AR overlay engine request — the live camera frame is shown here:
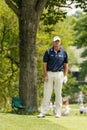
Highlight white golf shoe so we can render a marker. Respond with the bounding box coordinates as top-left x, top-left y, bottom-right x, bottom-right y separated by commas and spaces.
37, 113, 45, 118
